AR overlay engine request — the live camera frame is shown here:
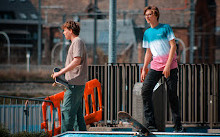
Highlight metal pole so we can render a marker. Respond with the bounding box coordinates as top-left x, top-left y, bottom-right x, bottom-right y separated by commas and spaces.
144, 0, 148, 30
144, 0, 148, 53
175, 38, 186, 63
62, 14, 66, 67
93, 0, 97, 64
108, 0, 117, 63
0, 31, 10, 64
38, 0, 42, 65
108, 0, 117, 123
26, 50, 30, 72
190, 0, 195, 64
